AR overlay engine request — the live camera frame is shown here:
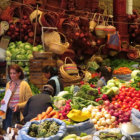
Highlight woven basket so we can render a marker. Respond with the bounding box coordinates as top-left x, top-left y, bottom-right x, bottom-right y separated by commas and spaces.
63, 57, 79, 75
49, 42, 69, 55
60, 65, 81, 82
